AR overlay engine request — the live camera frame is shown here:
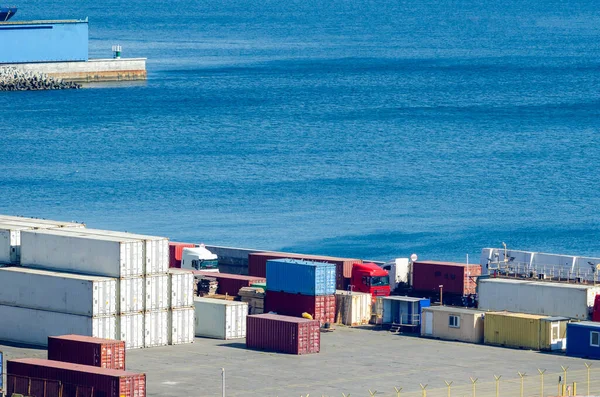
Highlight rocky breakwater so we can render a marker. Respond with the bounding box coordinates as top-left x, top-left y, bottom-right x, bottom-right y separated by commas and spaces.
0, 67, 81, 91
